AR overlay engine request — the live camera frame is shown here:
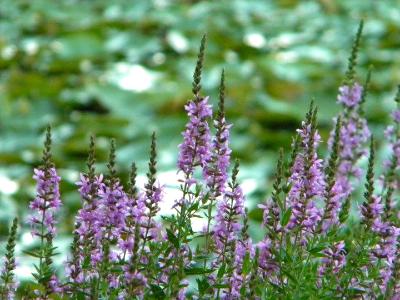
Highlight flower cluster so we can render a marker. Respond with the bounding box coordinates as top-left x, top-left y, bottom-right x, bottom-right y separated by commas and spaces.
2, 25, 400, 299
